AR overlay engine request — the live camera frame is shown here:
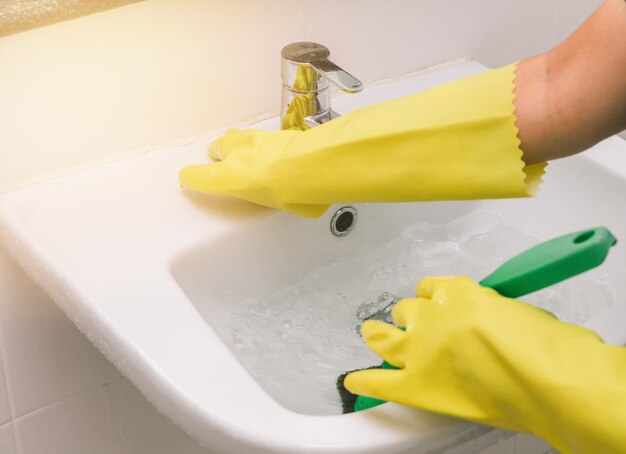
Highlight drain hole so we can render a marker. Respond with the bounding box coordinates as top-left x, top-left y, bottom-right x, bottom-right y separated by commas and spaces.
335, 212, 354, 232
330, 207, 357, 237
